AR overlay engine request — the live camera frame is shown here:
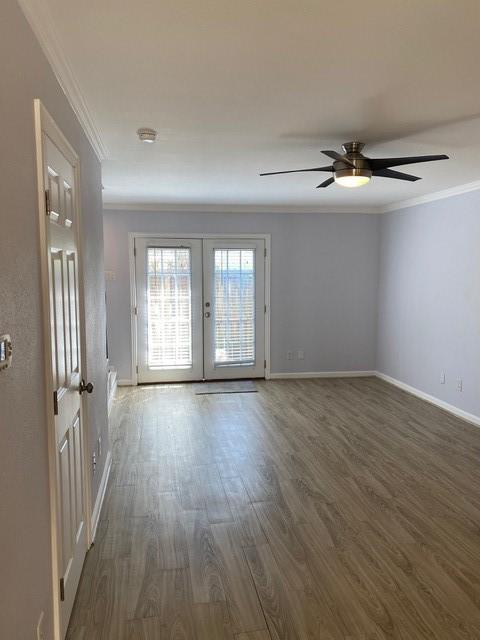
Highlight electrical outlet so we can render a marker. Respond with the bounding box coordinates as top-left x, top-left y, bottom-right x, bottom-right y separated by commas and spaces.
37, 611, 45, 640
440, 372, 445, 384
457, 378, 463, 392
286, 350, 293, 361
297, 350, 305, 360
92, 451, 97, 475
